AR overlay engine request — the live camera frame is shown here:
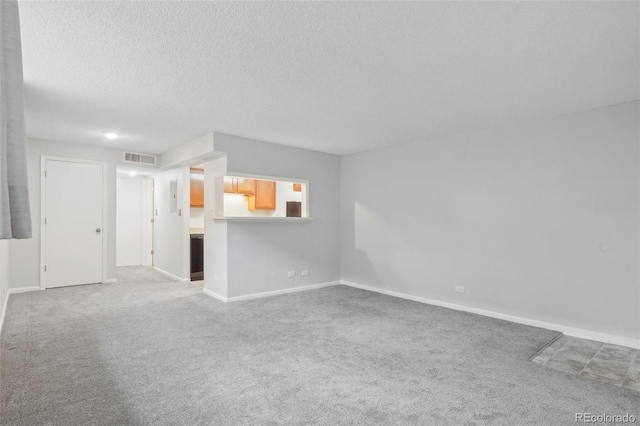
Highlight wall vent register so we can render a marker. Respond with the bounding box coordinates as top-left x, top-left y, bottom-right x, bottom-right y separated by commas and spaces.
123, 151, 157, 165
